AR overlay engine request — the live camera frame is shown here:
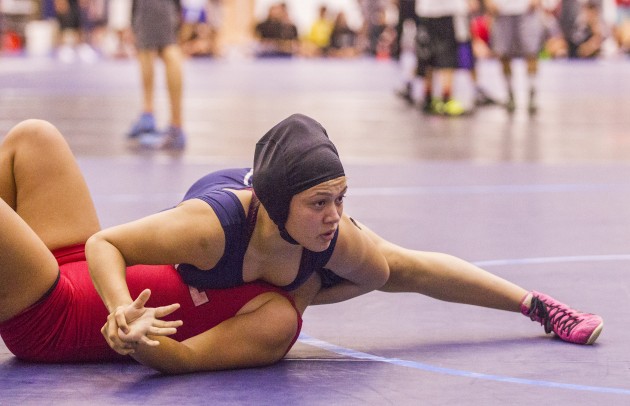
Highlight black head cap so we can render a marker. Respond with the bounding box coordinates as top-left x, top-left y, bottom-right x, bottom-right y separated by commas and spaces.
253, 114, 345, 242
